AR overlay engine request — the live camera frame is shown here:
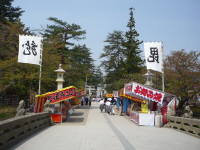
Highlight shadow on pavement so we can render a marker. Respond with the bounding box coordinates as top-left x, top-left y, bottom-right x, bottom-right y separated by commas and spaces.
67, 117, 84, 122
70, 112, 84, 116
62, 105, 90, 125
79, 105, 91, 109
